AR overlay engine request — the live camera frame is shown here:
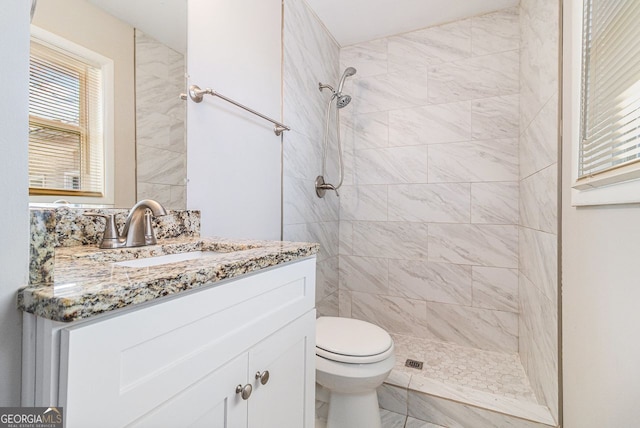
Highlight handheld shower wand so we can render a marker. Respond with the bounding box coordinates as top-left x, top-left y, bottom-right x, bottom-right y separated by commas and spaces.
316, 67, 357, 198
